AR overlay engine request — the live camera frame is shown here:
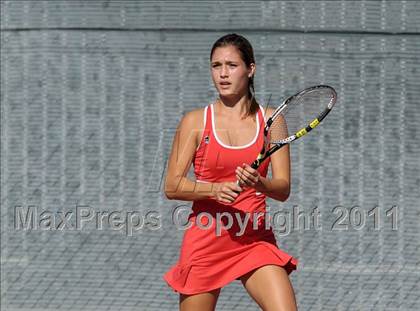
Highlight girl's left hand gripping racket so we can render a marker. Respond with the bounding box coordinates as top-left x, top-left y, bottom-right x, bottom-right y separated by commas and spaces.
237, 85, 337, 187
